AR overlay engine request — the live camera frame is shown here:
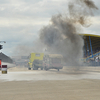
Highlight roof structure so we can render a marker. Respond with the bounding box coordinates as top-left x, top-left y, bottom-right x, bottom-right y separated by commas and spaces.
85, 37, 100, 49
80, 33, 100, 37
0, 52, 13, 63
79, 33, 100, 60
